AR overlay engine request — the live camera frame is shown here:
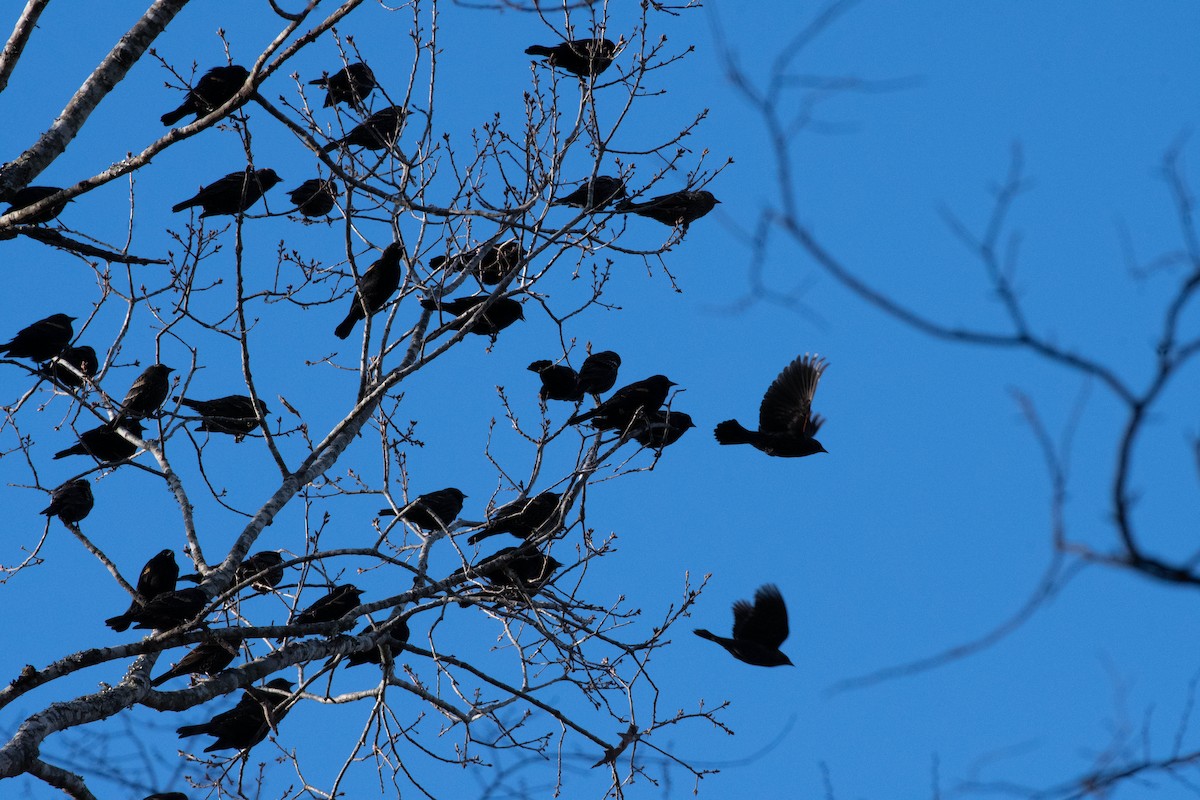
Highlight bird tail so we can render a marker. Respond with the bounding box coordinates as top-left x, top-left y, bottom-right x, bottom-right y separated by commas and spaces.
418, 297, 440, 311
150, 671, 174, 687
105, 614, 132, 632
39, 504, 54, 516
524, 45, 555, 56
160, 107, 188, 126
713, 420, 755, 446
176, 396, 202, 412
176, 724, 205, 737
565, 408, 594, 425
171, 199, 193, 213
692, 628, 719, 642
321, 140, 340, 153
308, 77, 327, 87
466, 528, 502, 546
613, 198, 637, 213
333, 315, 356, 340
